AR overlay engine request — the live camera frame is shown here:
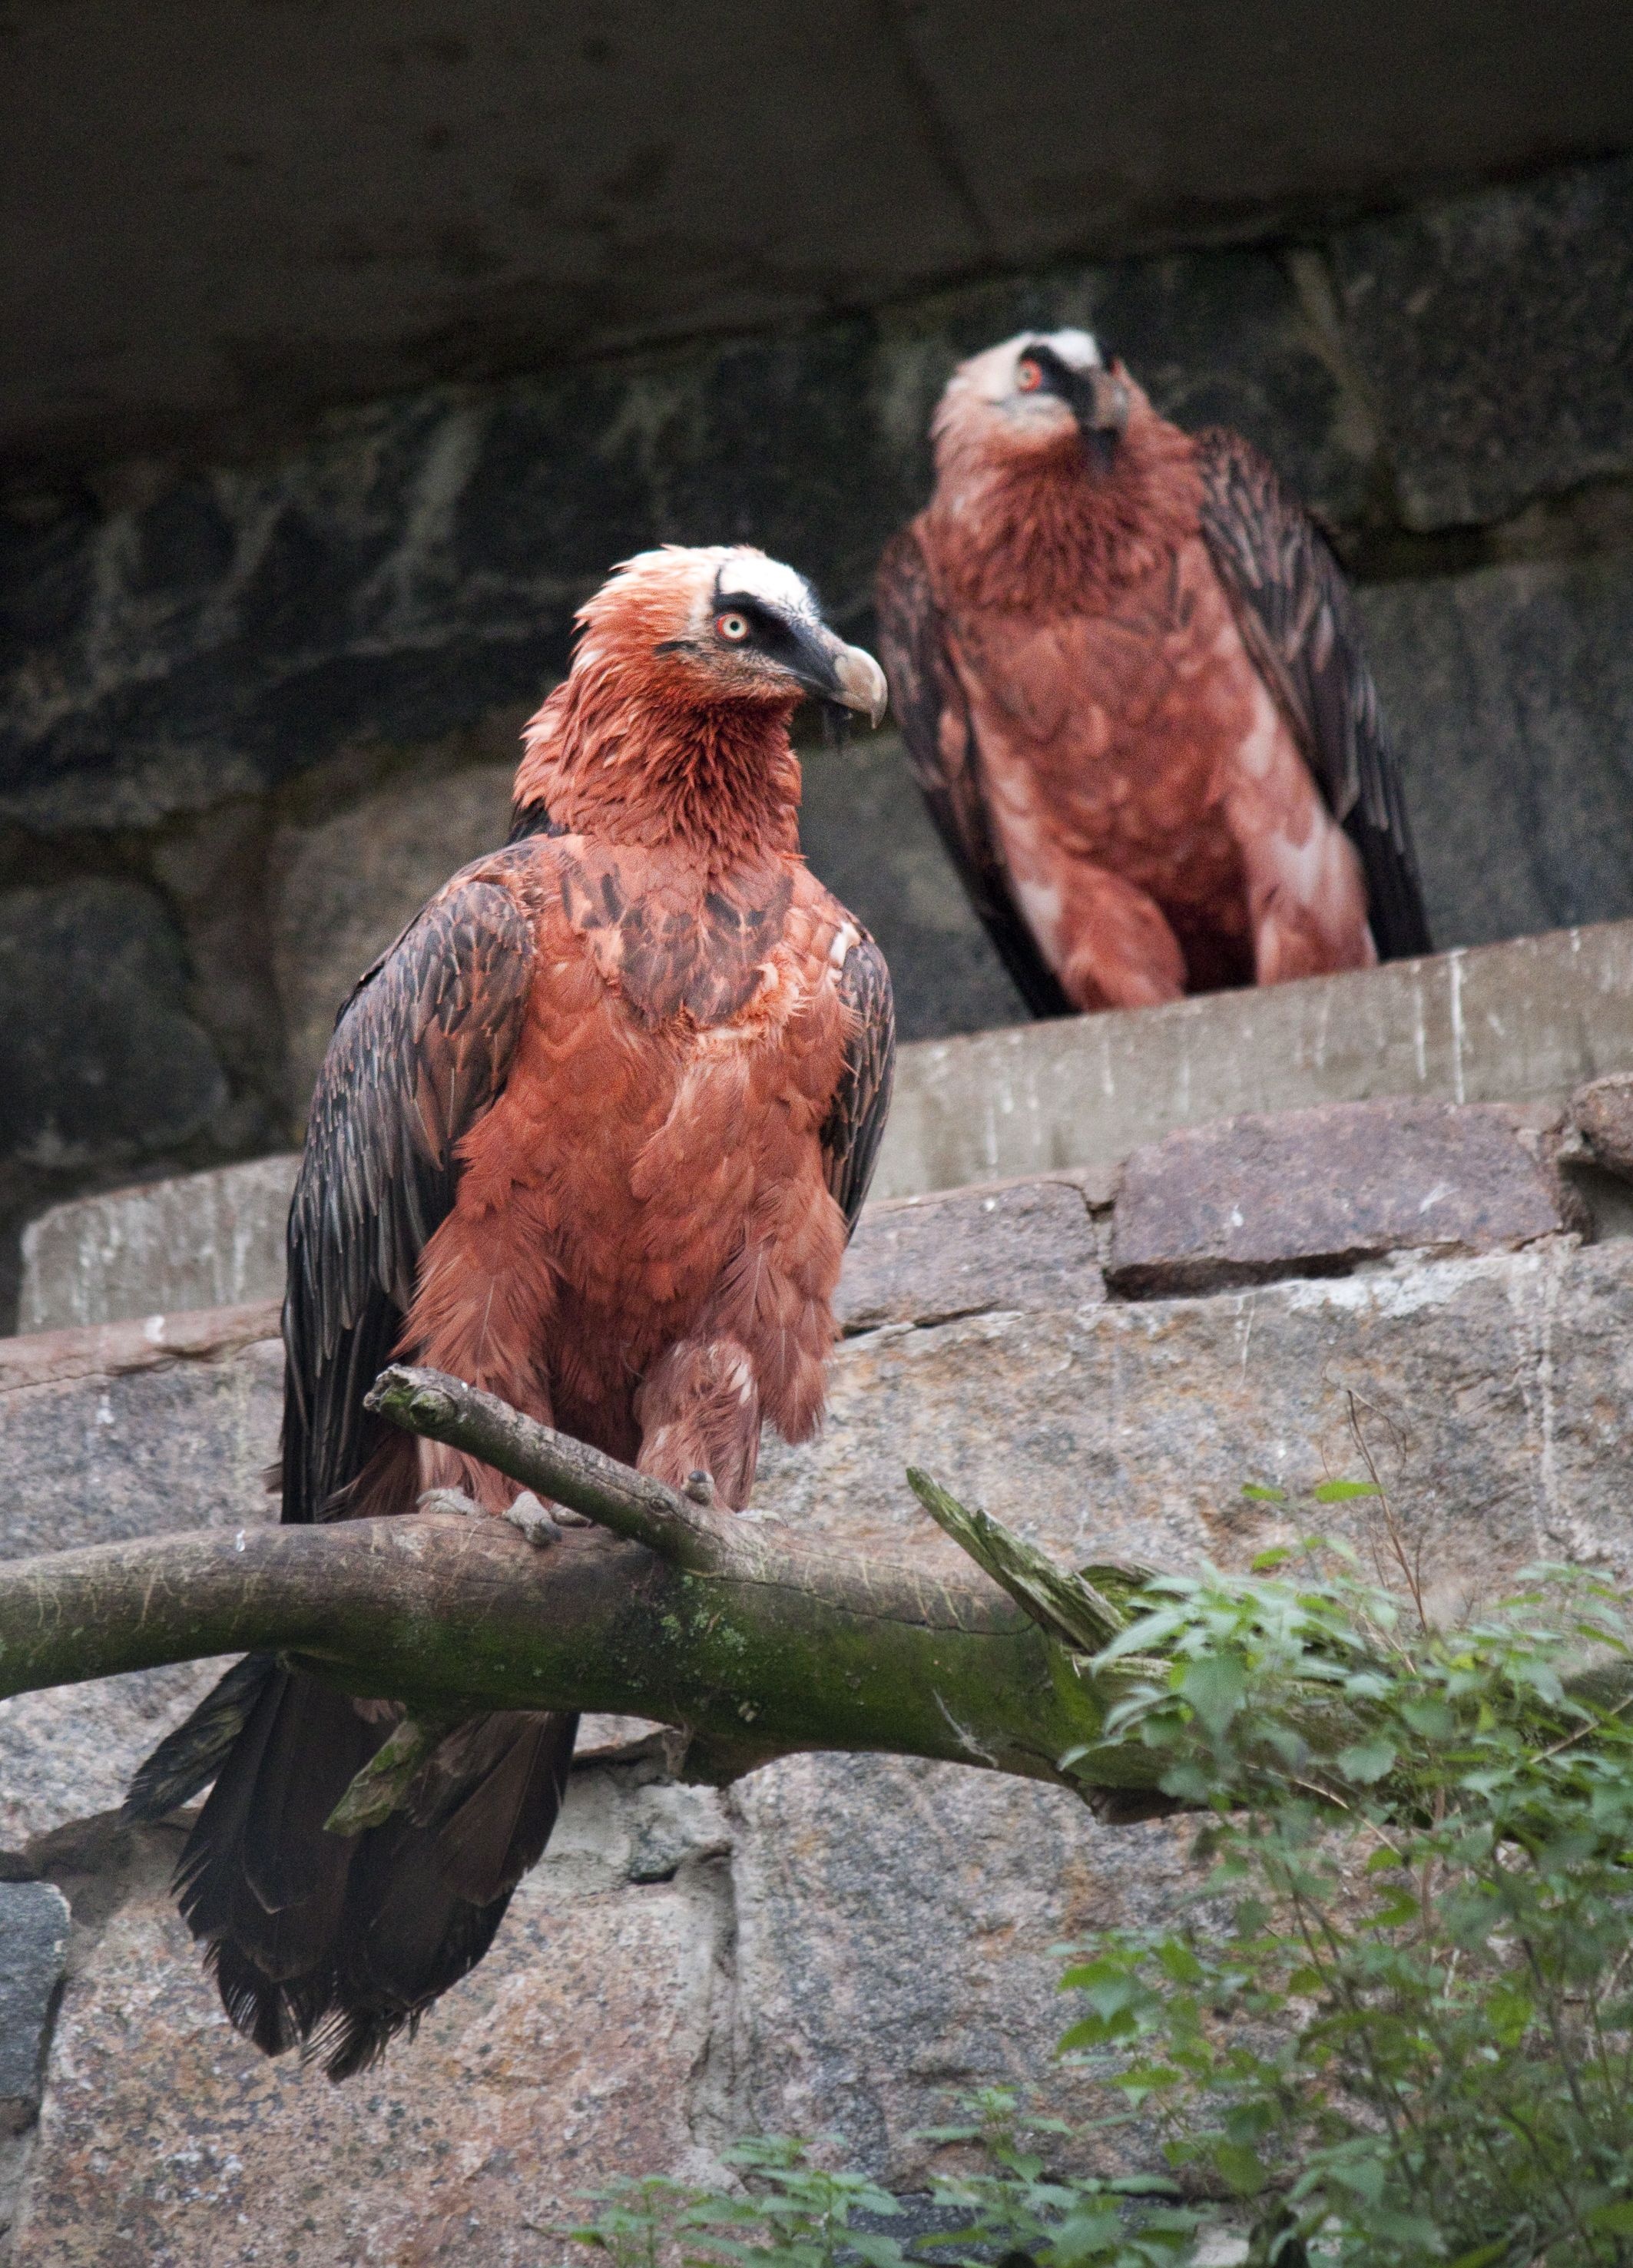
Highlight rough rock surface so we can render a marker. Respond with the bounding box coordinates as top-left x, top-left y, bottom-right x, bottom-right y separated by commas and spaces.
1333, 156, 1633, 528
0, 1886, 68, 2132
0, 1306, 281, 1847
0, 882, 226, 1174
8, 1187, 1633, 2251
18, 1160, 299, 1337
837, 1172, 1108, 1333
1360, 555, 1633, 951
760, 1240, 1633, 1601
727, 1756, 1192, 2177
1108, 1099, 1580, 1296
1572, 1070, 1633, 1179
8, 1803, 734, 2268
